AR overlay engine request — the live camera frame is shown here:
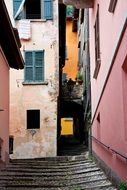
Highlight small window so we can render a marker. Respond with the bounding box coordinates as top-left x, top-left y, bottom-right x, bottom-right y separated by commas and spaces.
80, 9, 84, 24
78, 41, 81, 48
93, 5, 101, 79
9, 136, 14, 154
108, 0, 117, 13
0, 139, 2, 159
97, 113, 100, 123
27, 110, 40, 129
25, 0, 41, 19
